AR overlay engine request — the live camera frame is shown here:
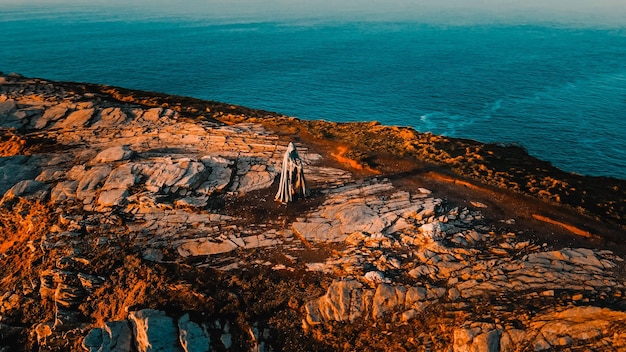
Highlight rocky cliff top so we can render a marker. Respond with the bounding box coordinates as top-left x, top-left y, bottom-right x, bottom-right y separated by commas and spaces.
0, 72, 625, 351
